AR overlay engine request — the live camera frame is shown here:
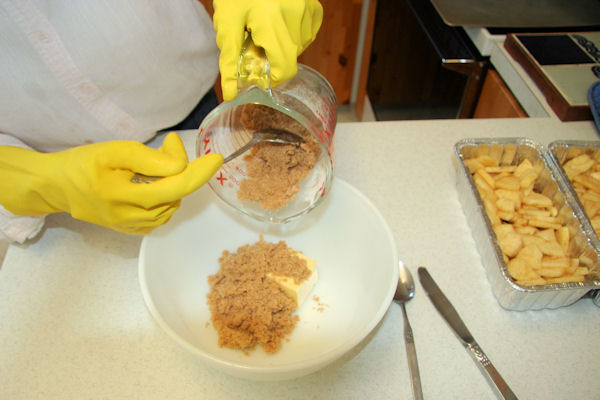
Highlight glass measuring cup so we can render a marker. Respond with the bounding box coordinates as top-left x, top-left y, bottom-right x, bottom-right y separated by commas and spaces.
196, 37, 337, 223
